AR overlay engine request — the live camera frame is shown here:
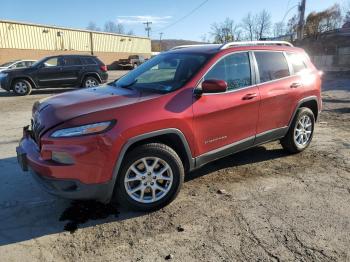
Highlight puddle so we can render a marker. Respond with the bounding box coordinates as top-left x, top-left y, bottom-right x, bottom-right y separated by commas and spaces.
59, 200, 119, 233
